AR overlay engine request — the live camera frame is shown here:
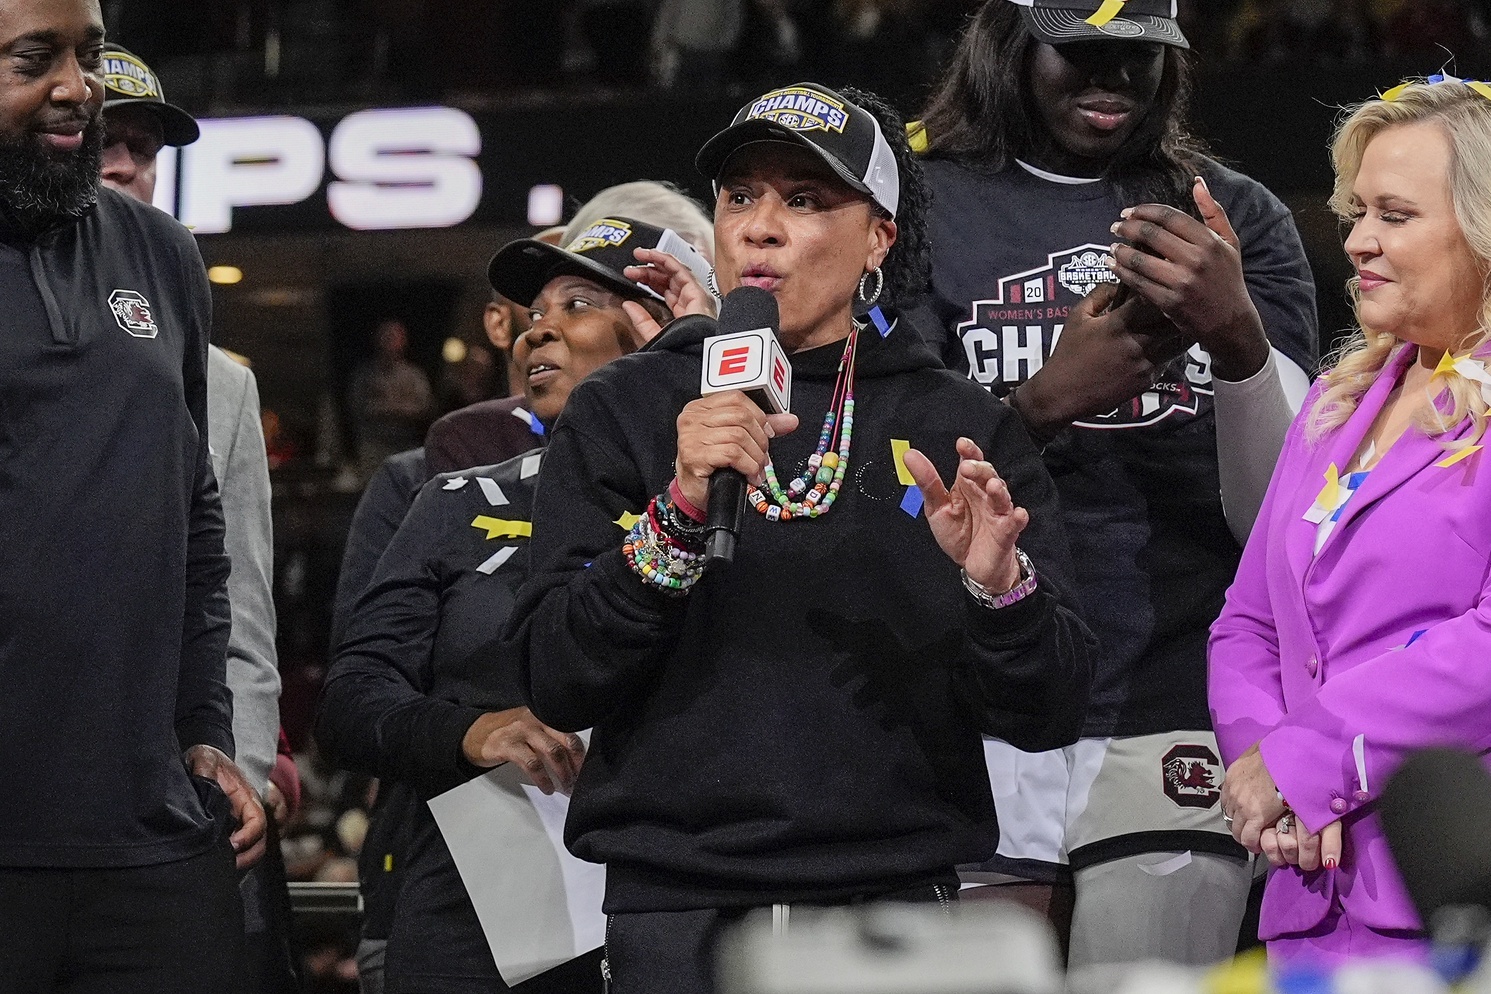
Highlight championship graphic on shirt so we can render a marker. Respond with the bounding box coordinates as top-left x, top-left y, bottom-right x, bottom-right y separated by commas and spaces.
956, 243, 1214, 429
